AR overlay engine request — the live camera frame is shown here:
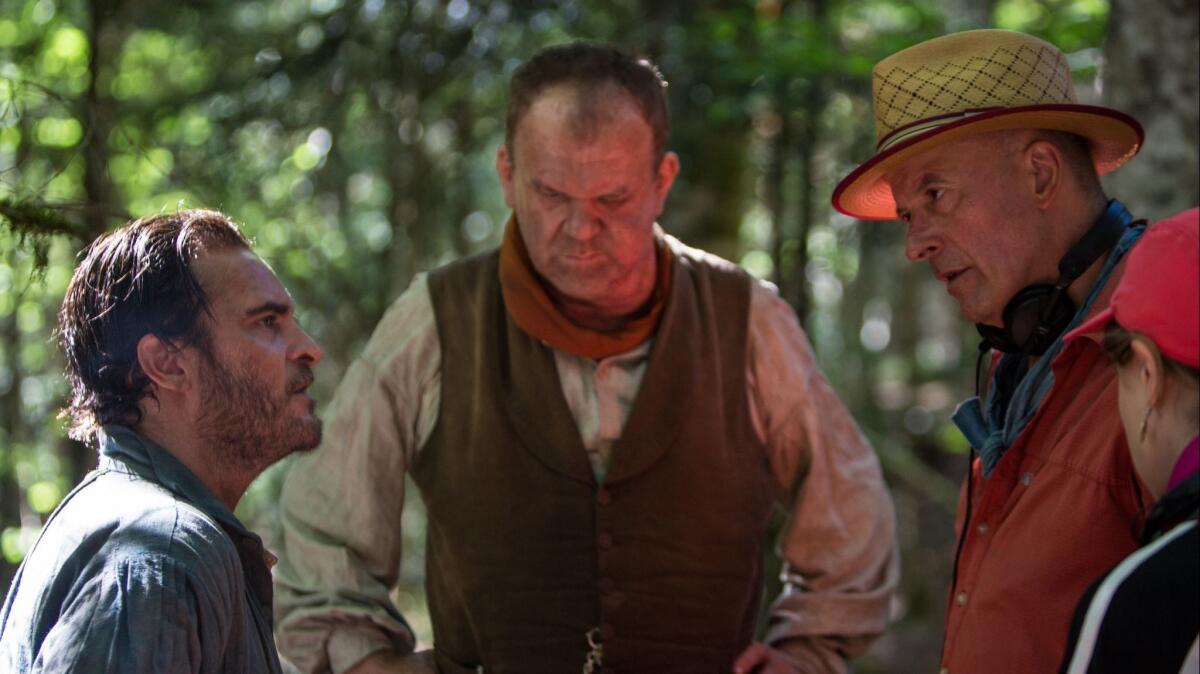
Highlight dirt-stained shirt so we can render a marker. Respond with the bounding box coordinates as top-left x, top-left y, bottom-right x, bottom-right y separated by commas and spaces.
274, 268, 898, 674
